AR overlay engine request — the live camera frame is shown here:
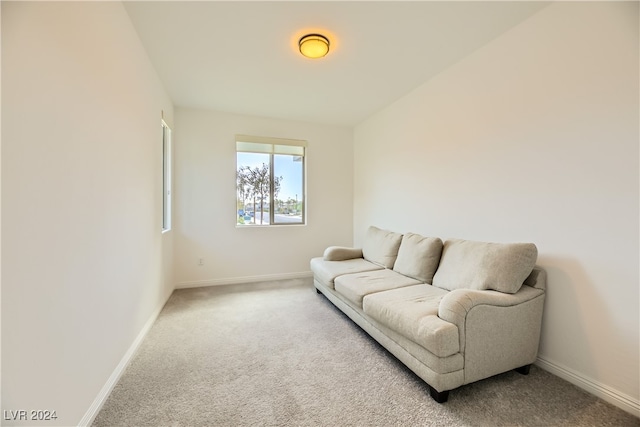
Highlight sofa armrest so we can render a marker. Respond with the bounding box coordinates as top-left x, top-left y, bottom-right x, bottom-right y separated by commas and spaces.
438, 285, 545, 383
438, 285, 543, 323
323, 246, 363, 261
